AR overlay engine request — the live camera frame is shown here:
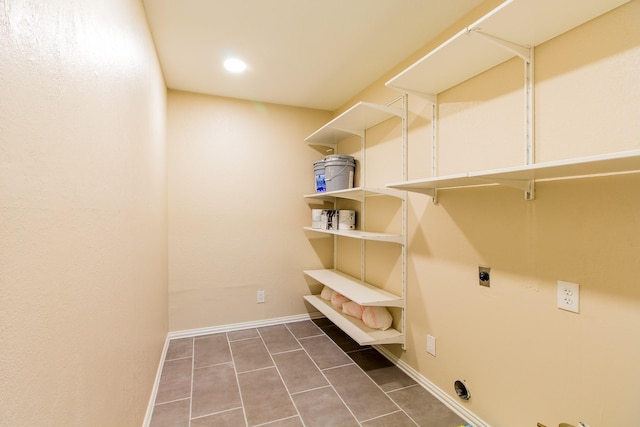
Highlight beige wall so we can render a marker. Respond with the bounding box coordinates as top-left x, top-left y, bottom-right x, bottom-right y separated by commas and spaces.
0, 0, 168, 426
167, 90, 332, 331
340, 1, 640, 426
